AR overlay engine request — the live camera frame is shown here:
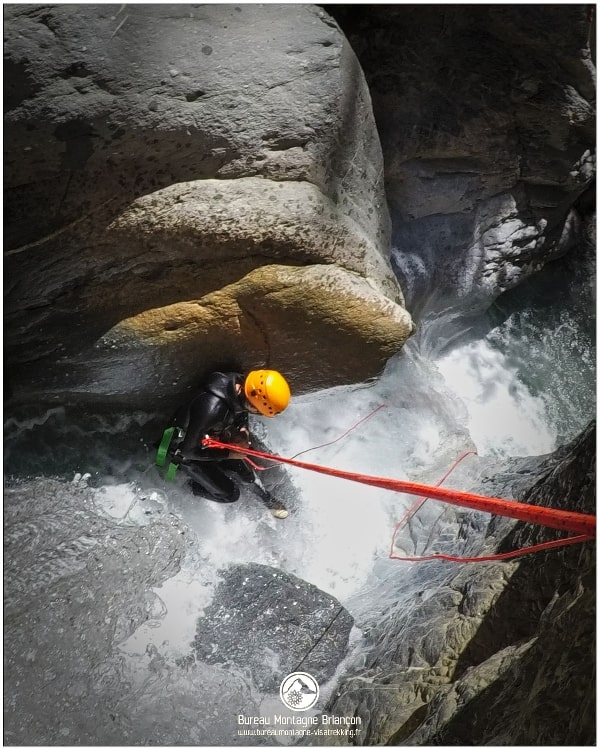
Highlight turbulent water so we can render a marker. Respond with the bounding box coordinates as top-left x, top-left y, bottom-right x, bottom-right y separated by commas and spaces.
4, 255, 595, 745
